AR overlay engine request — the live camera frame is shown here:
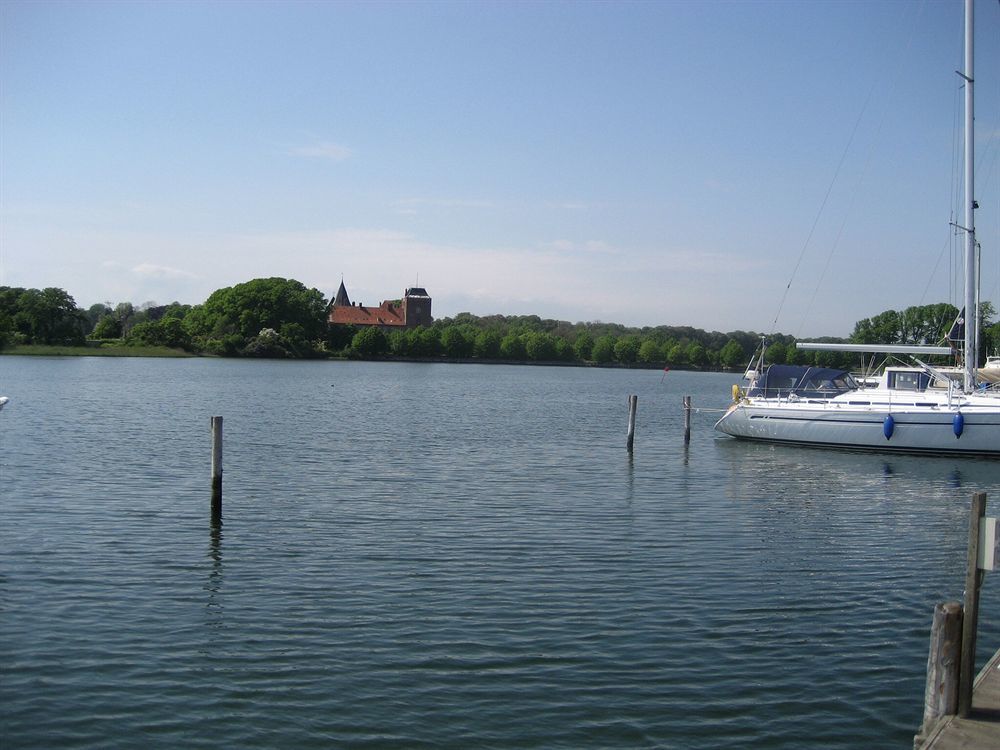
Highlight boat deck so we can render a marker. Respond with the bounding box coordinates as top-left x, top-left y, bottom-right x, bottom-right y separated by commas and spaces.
918, 648, 1000, 749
